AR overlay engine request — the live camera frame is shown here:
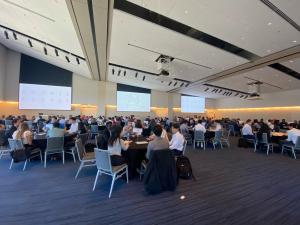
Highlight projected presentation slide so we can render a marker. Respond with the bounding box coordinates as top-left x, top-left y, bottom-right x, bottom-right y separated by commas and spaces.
19, 83, 72, 110
117, 91, 151, 112
181, 95, 205, 113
